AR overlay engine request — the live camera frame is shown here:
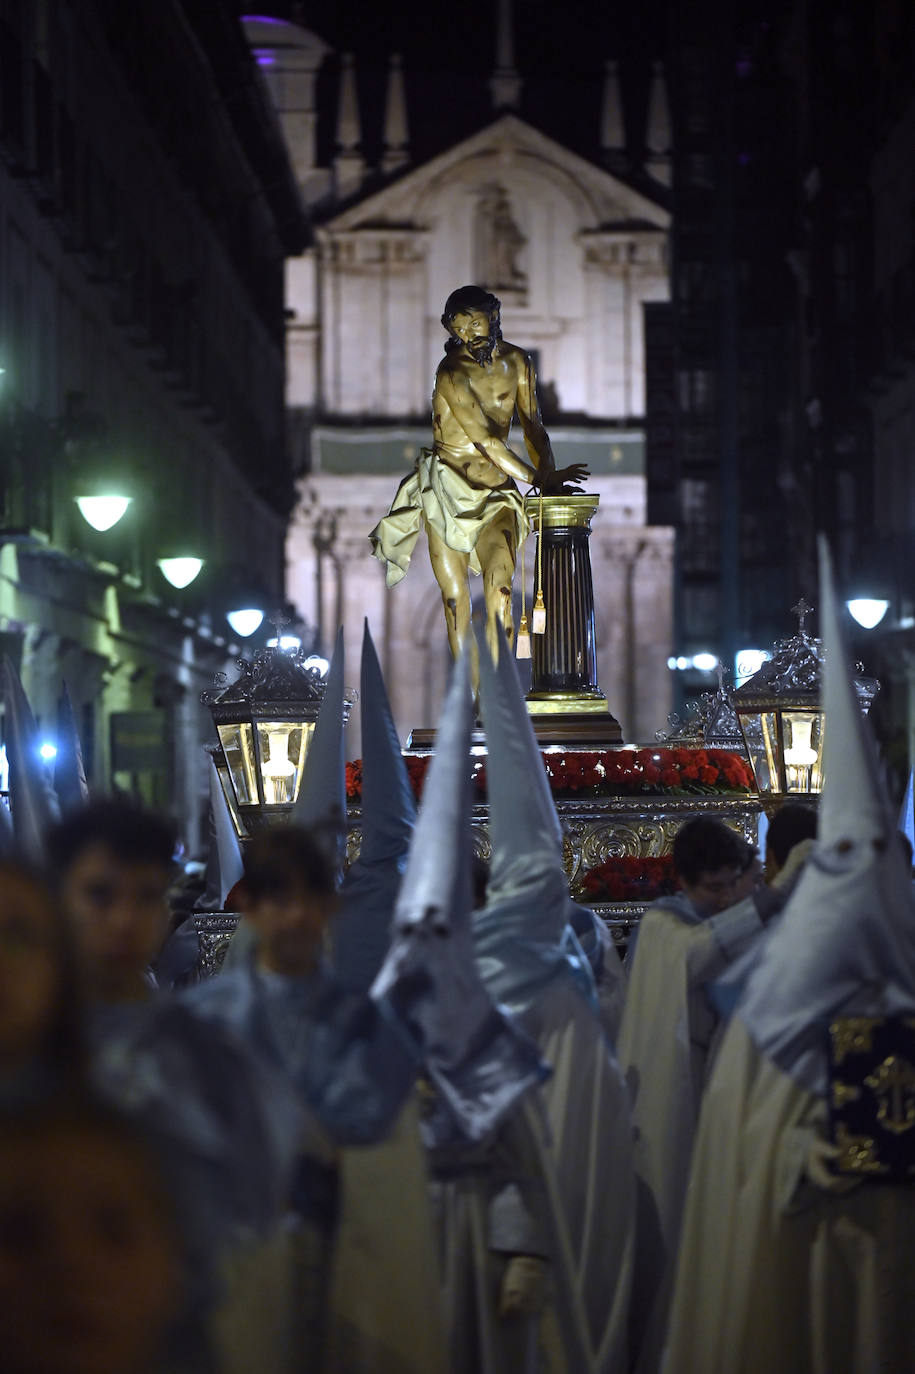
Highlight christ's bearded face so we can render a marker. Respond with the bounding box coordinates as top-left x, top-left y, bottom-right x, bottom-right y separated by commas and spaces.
448, 309, 499, 366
